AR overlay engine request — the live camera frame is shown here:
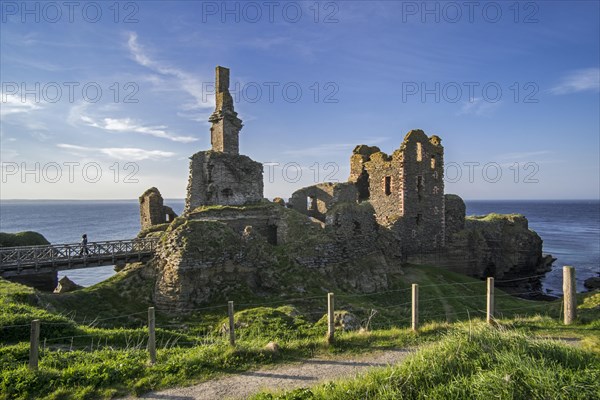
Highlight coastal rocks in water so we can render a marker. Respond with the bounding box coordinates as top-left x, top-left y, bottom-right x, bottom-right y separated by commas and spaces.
54, 276, 83, 293
584, 276, 600, 290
